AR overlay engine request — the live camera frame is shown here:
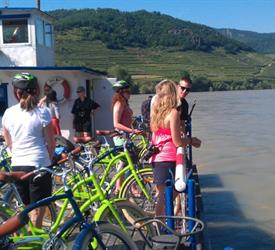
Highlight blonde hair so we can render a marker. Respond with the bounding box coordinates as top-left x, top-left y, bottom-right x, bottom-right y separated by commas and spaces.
150, 79, 180, 132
